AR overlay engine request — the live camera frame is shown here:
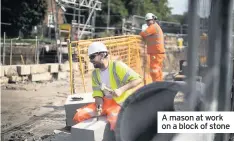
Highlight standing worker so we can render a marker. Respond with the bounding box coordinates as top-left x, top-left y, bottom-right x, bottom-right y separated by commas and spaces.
73, 42, 142, 131
140, 13, 165, 82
